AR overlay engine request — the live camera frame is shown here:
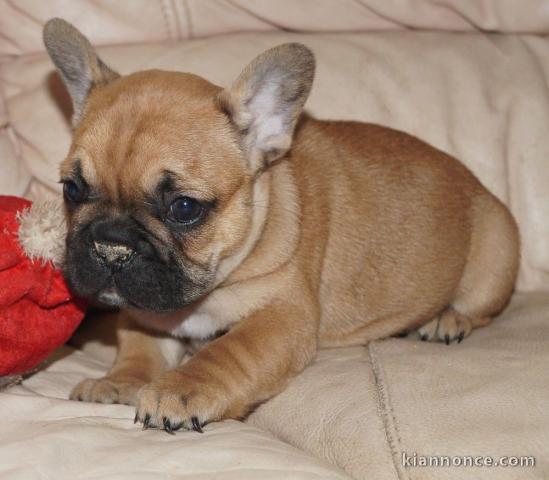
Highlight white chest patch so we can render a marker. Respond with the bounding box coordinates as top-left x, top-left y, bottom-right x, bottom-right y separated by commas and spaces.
131, 306, 229, 340
169, 312, 222, 338
130, 276, 272, 340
